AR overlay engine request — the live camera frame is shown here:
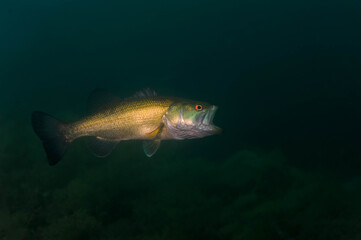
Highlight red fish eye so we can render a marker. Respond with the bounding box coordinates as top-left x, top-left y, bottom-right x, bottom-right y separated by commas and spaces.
195, 105, 203, 111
